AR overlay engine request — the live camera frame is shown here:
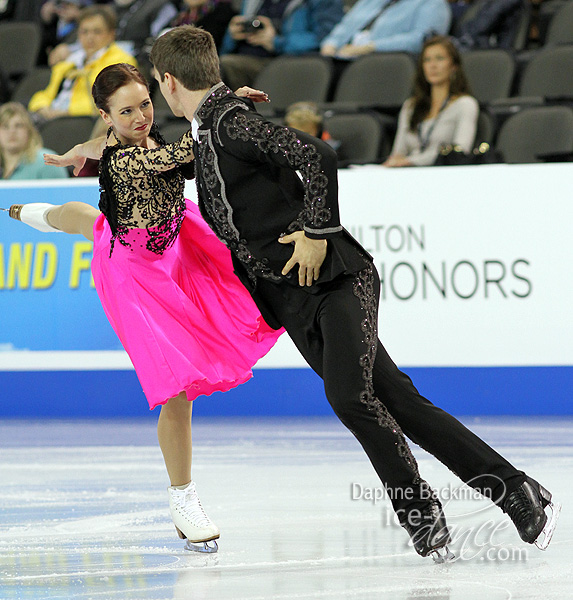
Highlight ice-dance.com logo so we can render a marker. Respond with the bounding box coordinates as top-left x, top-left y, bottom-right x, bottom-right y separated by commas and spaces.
350, 482, 486, 504
350, 476, 530, 562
